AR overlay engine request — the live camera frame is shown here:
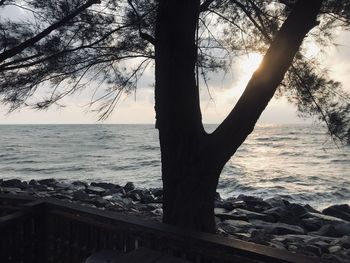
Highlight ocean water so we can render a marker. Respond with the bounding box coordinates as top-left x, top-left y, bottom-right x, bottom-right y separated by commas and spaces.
0, 124, 349, 210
